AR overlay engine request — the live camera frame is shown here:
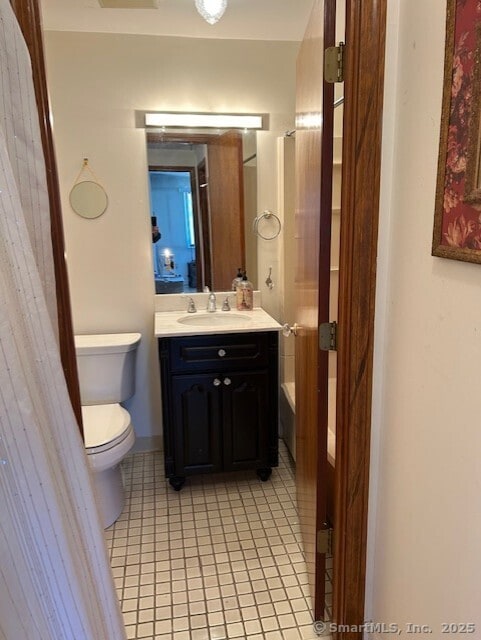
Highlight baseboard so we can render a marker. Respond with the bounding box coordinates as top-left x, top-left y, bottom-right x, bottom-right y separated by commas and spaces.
131, 436, 163, 453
